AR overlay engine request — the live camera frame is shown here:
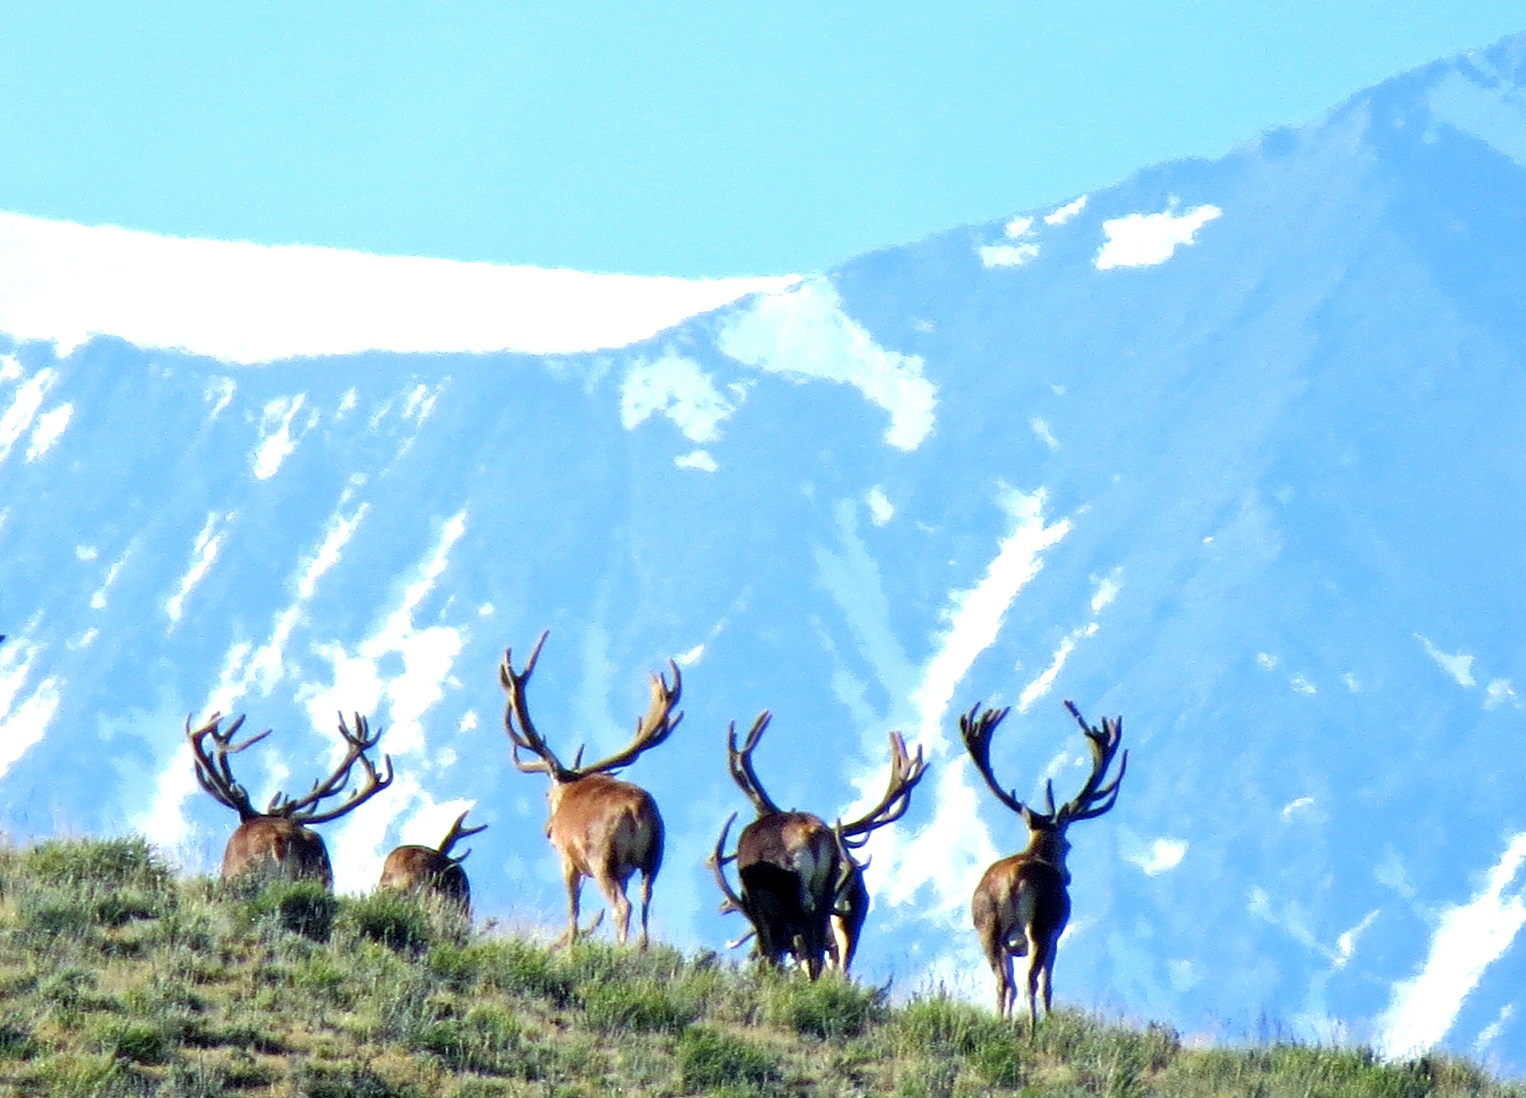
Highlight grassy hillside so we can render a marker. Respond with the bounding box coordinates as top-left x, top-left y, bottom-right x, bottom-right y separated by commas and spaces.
0, 837, 1517, 1097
